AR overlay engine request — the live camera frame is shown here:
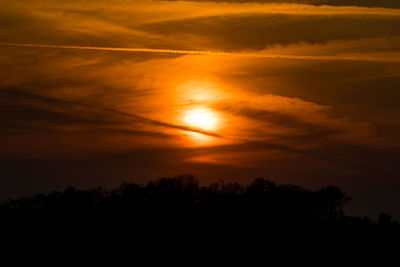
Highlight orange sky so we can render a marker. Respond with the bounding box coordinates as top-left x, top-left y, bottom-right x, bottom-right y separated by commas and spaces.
0, 0, 400, 218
